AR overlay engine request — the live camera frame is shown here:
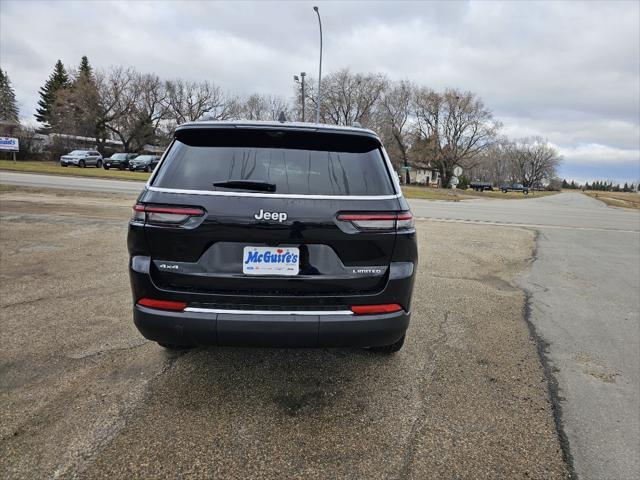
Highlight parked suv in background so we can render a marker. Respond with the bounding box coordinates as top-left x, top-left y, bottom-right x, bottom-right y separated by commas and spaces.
60, 150, 103, 168
128, 121, 417, 353
129, 155, 161, 172
103, 152, 138, 170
